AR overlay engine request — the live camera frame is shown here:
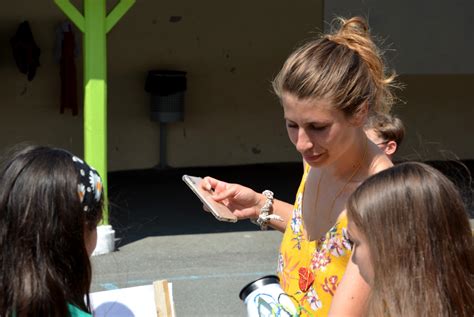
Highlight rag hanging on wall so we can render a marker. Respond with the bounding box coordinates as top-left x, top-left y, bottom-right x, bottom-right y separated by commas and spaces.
55, 21, 80, 116
10, 21, 41, 81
